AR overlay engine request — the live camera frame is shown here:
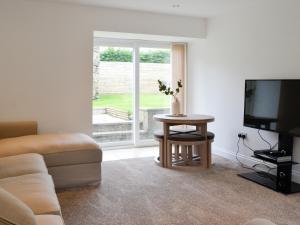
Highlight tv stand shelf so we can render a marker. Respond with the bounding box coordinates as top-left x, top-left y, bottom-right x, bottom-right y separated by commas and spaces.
239, 172, 300, 194
251, 149, 295, 164
239, 134, 300, 194
251, 155, 298, 165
